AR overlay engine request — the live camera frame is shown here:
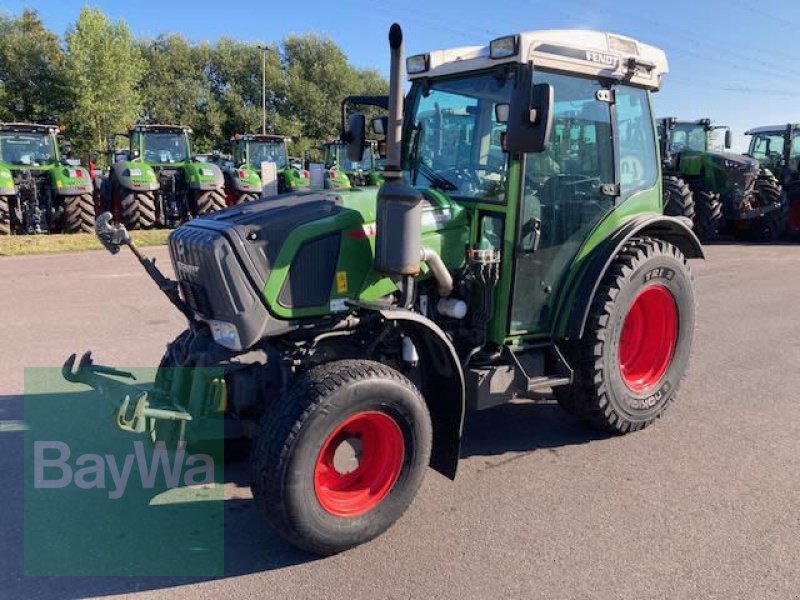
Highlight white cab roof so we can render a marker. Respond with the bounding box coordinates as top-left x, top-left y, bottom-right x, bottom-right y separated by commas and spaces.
409, 30, 668, 90
746, 124, 800, 136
